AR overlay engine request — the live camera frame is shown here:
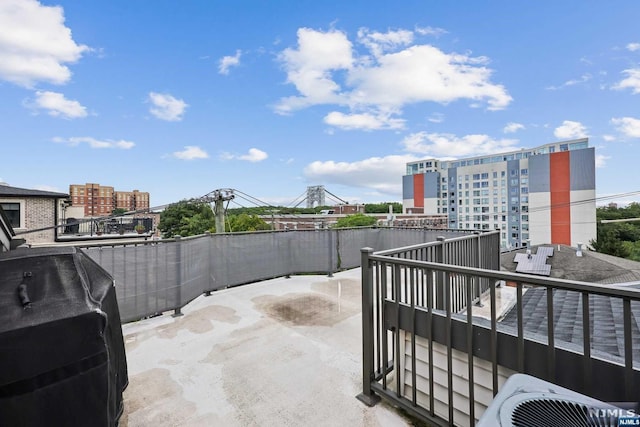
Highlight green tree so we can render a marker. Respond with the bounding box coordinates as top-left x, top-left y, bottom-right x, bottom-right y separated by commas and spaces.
591, 224, 631, 258
592, 204, 640, 259
226, 214, 271, 232
111, 208, 128, 216
365, 202, 402, 214
333, 213, 377, 228
159, 201, 215, 238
